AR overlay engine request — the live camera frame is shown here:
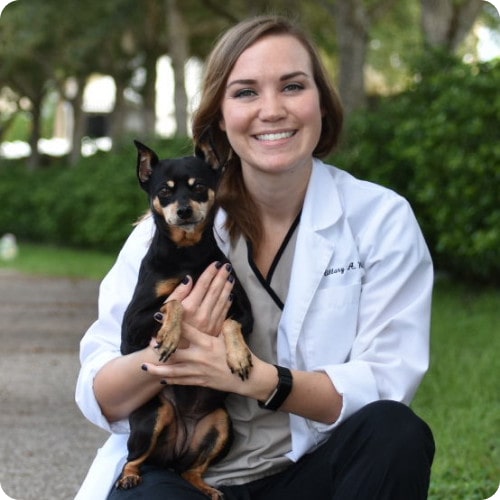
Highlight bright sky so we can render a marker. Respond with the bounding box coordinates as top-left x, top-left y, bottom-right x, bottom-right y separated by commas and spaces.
0, 0, 15, 16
